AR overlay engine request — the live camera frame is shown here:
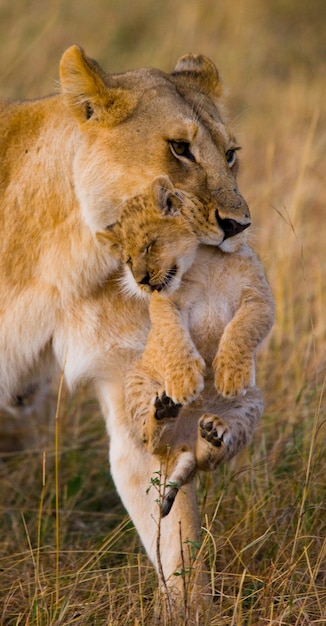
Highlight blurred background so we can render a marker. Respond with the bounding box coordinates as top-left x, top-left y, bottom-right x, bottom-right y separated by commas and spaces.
0, 1, 325, 624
